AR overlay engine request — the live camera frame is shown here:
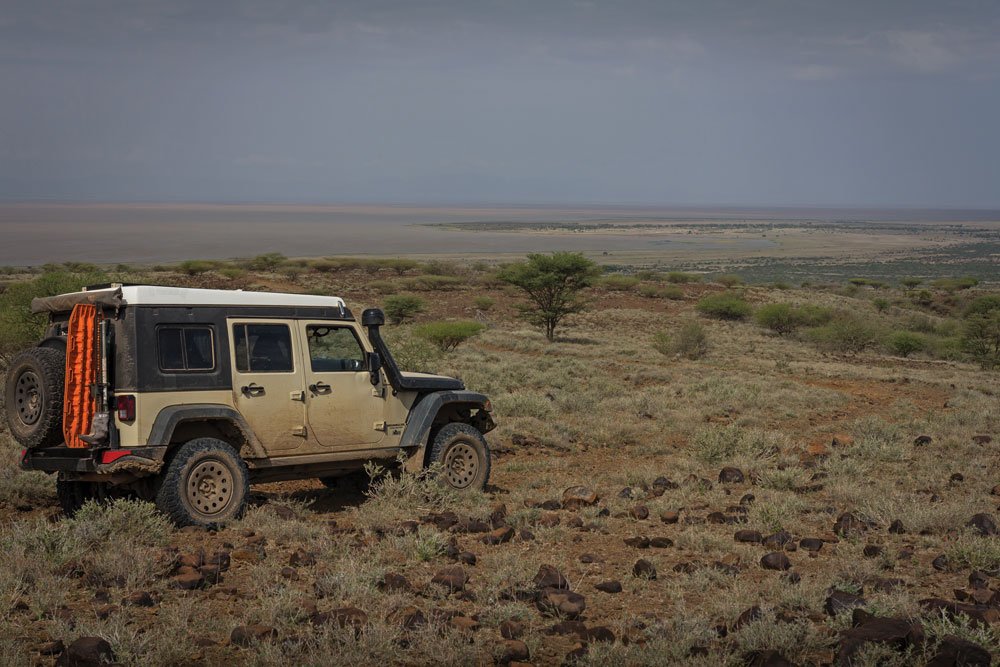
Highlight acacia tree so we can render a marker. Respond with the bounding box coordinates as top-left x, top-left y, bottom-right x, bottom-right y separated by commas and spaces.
498, 252, 600, 341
